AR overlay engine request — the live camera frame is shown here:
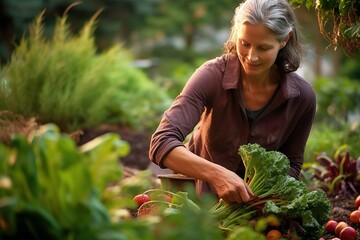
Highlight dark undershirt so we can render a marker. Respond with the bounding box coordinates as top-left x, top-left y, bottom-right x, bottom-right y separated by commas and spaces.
236, 87, 280, 177
245, 85, 279, 126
